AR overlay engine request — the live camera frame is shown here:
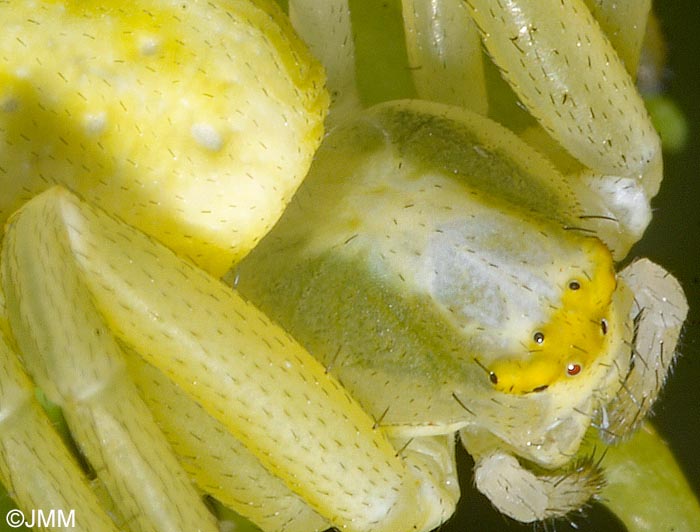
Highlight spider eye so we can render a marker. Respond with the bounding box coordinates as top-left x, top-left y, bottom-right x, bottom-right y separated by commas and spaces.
566, 363, 582, 376
533, 331, 545, 344
568, 280, 581, 290
601, 318, 608, 335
